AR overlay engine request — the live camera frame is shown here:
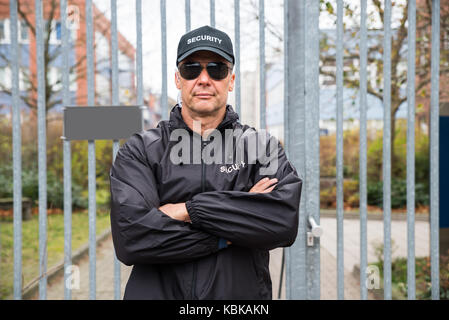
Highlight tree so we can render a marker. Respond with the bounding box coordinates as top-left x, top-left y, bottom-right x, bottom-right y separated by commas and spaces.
0, 0, 110, 118
248, 0, 449, 177
319, 1, 448, 170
